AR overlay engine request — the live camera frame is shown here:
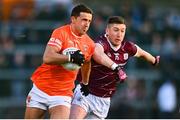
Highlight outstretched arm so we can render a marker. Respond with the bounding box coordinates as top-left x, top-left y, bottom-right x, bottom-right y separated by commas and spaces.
134, 44, 159, 65
93, 43, 127, 82
93, 43, 117, 70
